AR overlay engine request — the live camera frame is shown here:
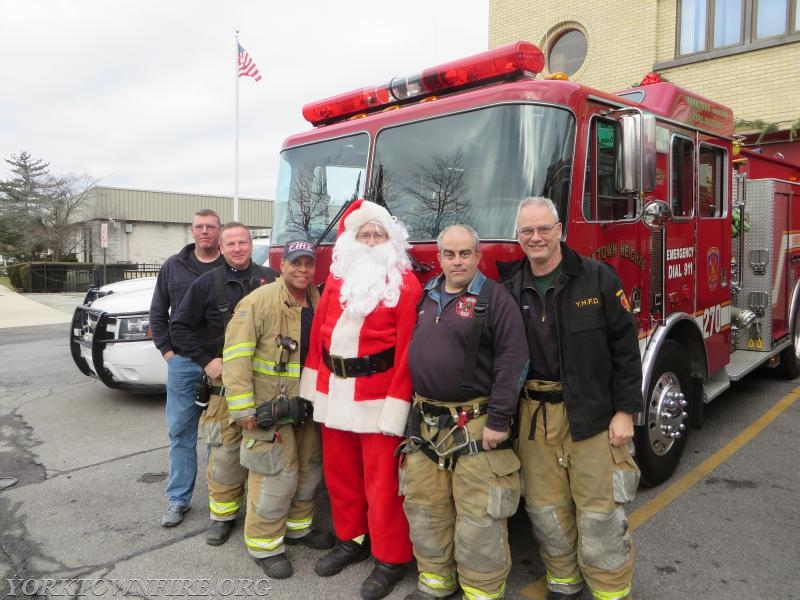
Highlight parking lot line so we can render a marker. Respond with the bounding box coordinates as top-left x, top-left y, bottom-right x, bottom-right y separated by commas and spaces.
520, 384, 800, 599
